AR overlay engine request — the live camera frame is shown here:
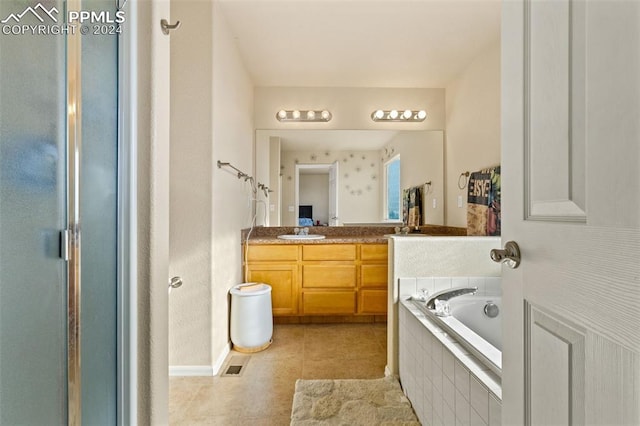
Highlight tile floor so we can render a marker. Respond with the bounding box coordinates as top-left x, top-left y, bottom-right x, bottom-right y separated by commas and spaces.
169, 322, 387, 425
